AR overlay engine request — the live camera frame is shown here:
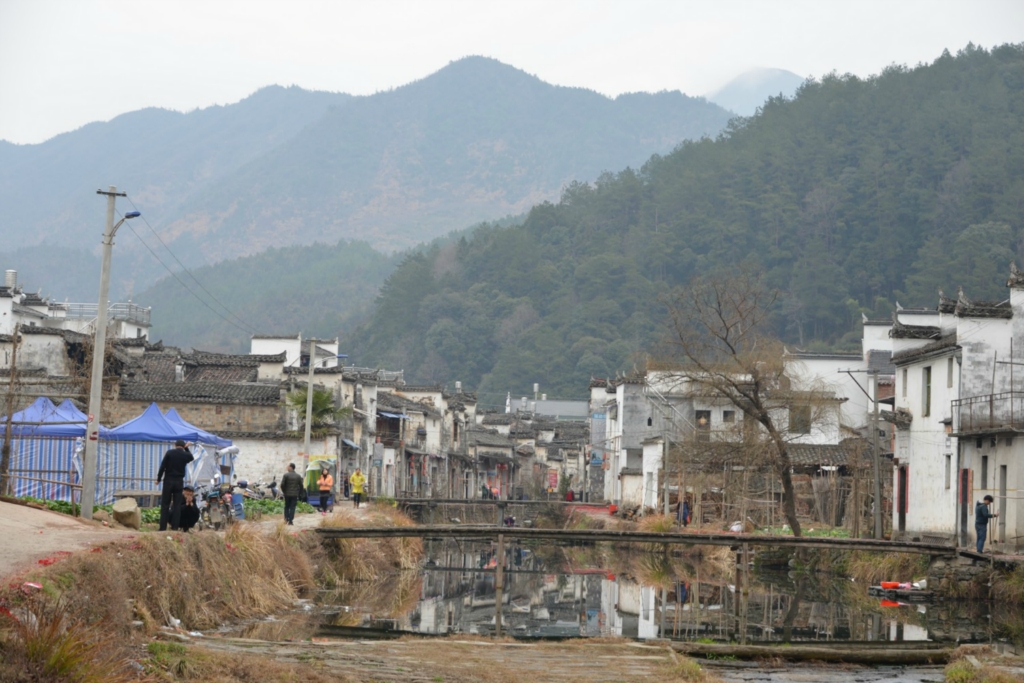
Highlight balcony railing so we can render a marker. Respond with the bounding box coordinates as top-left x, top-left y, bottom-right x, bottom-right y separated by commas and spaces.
953, 391, 1024, 434
62, 302, 151, 325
